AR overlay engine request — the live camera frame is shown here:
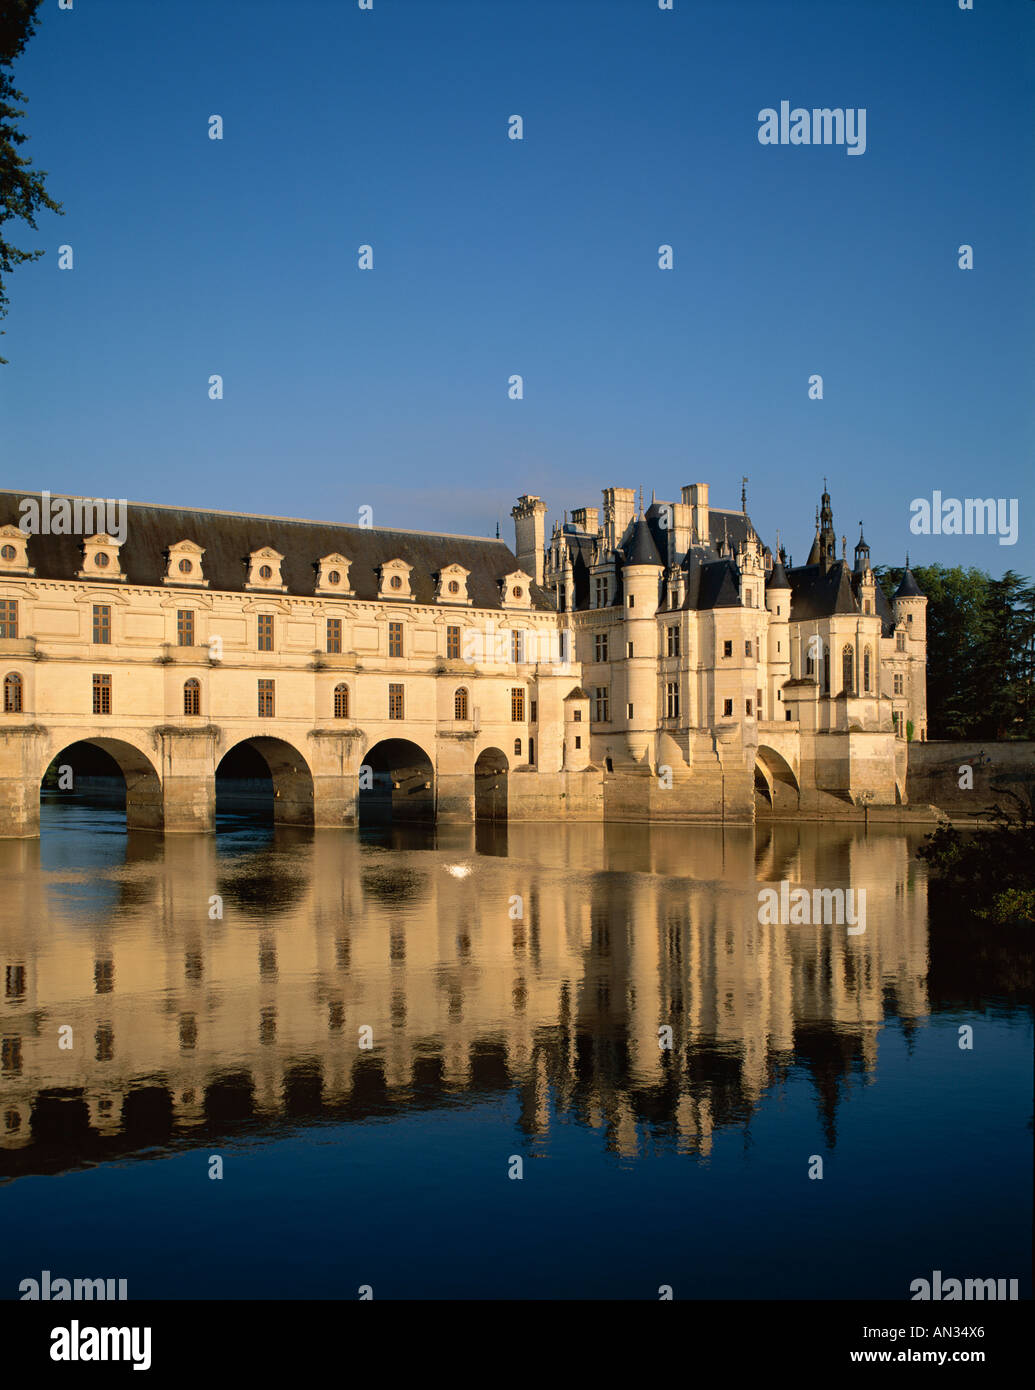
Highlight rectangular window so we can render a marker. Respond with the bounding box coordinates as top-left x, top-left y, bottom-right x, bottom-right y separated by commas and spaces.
176, 609, 194, 647
574, 735, 581, 749
446, 625, 461, 660
723, 698, 733, 717
628, 595, 635, 608
530, 700, 538, 723
0, 600, 18, 639
627, 703, 634, 719
257, 614, 274, 651
92, 604, 111, 645
627, 641, 634, 659
745, 640, 752, 658
594, 686, 610, 722
573, 709, 582, 722
389, 683, 404, 719
746, 698, 753, 716
894, 674, 904, 695
896, 631, 906, 651
757, 688, 763, 718
666, 682, 679, 719
594, 577, 607, 607
667, 626, 680, 658
559, 632, 569, 662
388, 621, 403, 658
326, 618, 342, 654
755, 637, 760, 661
511, 687, 525, 722
511, 629, 524, 663
594, 632, 609, 663
723, 640, 733, 658
257, 679, 275, 717
92, 673, 112, 715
